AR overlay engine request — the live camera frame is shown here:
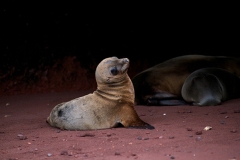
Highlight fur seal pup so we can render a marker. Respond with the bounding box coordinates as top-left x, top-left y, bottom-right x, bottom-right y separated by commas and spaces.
47, 57, 154, 130
182, 68, 240, 106
132, 55, 240, 106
